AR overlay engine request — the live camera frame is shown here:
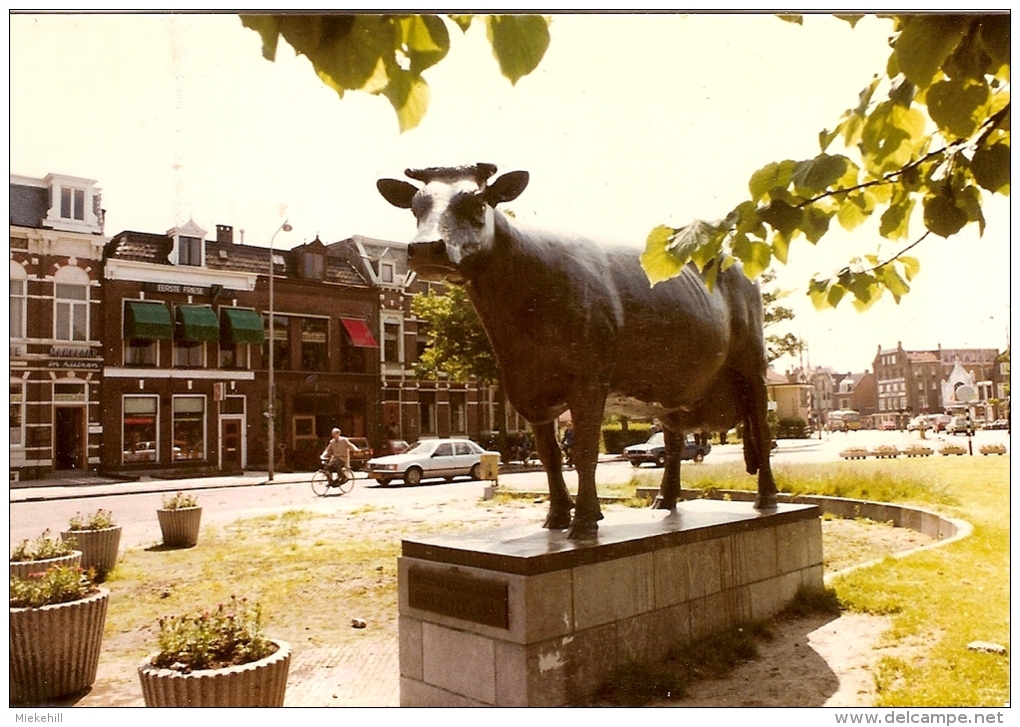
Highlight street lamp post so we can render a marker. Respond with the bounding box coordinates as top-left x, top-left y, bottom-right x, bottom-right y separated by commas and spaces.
267, 221, 292, 482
